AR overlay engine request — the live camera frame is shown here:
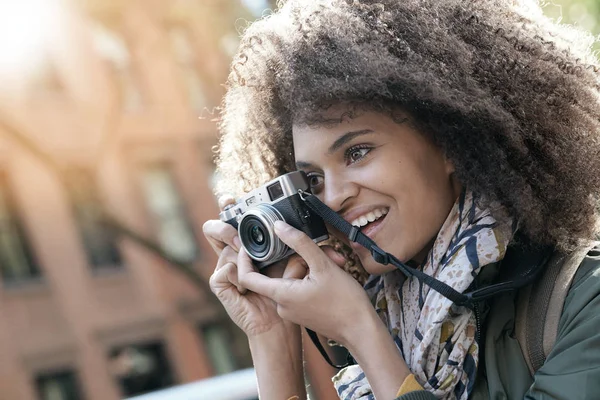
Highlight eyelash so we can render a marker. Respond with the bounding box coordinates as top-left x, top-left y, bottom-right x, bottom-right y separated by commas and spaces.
344, 144, 373, 165
306, 172, 324, 193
